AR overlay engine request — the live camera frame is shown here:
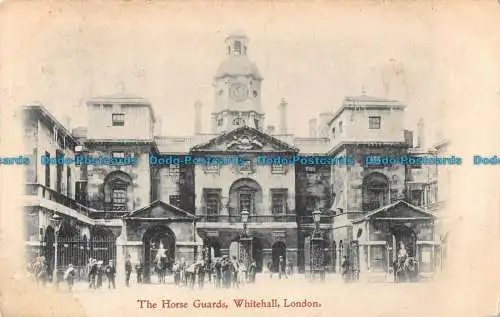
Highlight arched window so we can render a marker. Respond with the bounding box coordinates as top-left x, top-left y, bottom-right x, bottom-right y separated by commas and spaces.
234, 41, 242, 56
362, 172, 389, 211
104, 171, 132, 211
